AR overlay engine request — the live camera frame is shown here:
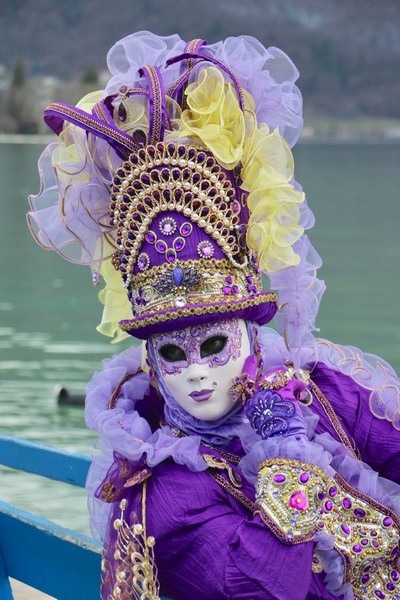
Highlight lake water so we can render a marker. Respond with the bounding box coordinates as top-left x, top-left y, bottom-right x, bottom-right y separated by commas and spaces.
0, 140, 399, 535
